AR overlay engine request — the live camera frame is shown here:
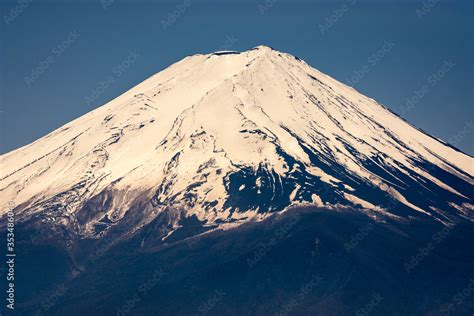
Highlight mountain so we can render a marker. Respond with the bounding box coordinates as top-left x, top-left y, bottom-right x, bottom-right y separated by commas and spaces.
0, 46, 473, 315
